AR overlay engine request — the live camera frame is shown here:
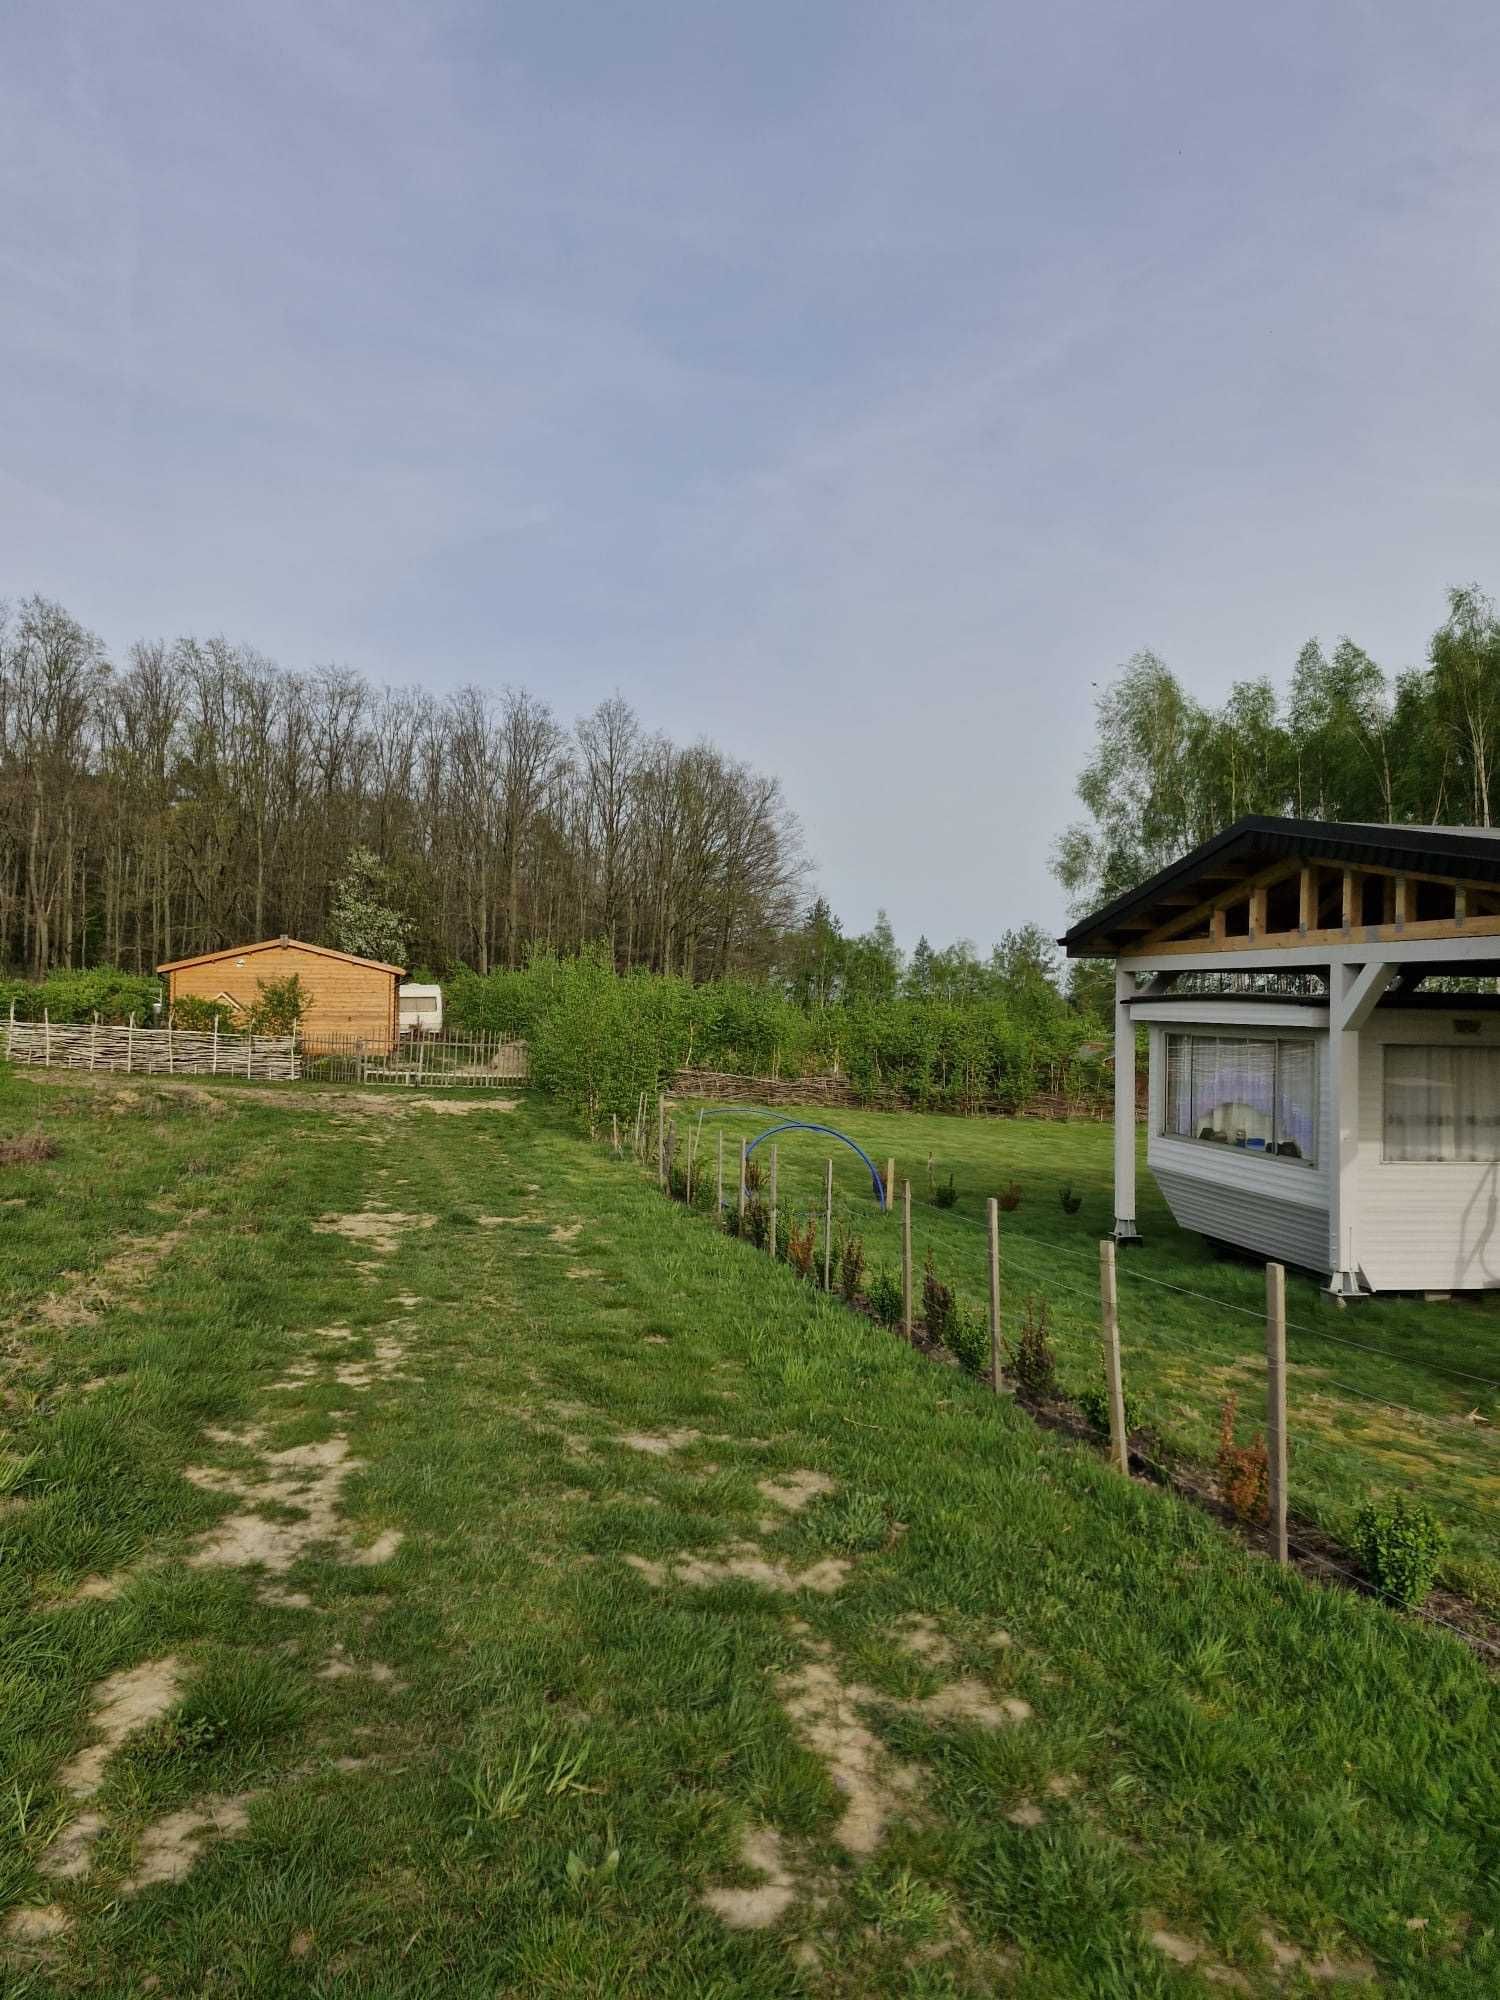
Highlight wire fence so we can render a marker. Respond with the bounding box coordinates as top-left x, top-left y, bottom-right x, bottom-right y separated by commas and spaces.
617, 1096, 1500, 1660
